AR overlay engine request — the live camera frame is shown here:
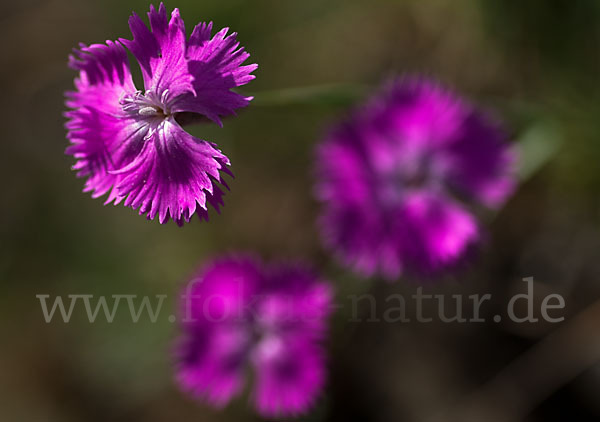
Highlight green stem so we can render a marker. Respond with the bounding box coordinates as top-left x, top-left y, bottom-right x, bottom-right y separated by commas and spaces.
248, 83, 370, 107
